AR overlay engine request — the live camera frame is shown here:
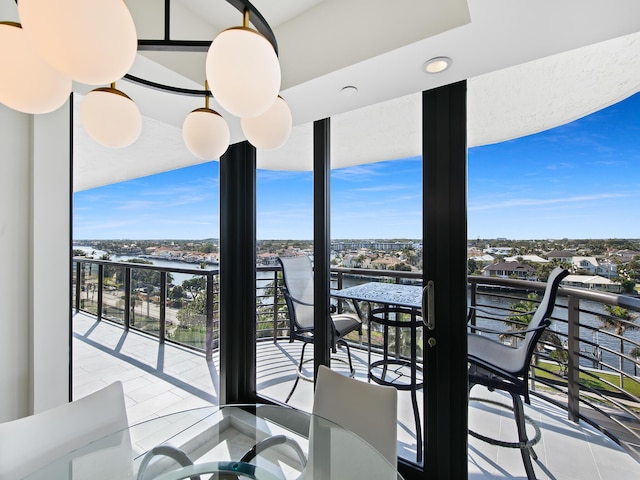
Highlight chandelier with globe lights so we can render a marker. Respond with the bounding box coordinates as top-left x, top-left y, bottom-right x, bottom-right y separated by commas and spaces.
0, 0, 292, 158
